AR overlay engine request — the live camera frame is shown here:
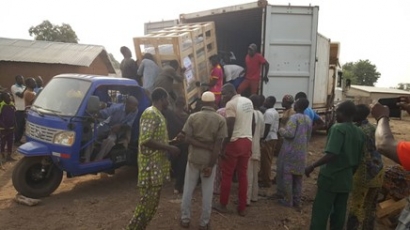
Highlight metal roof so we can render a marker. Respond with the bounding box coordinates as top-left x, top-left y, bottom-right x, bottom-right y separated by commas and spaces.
351, 85, 410, 95
0, 37, 115, 73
